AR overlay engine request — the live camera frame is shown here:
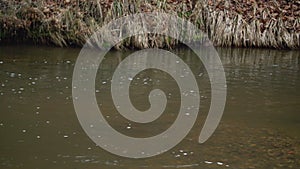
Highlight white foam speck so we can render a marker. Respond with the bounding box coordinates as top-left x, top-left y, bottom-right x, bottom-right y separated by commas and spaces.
204, 161, 213, 164
217, 162, 223, 165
